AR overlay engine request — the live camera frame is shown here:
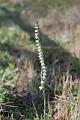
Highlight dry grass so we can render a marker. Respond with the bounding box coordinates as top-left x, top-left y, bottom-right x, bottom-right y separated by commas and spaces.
49, 72, 80, 120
